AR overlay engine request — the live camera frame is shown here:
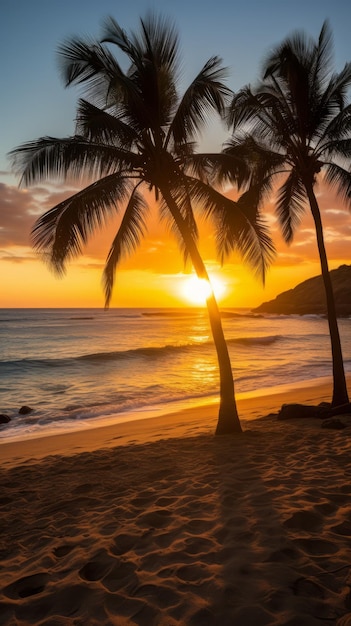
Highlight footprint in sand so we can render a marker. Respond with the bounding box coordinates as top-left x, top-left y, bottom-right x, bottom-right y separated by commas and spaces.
53, 544, 75, 558
266, 547, 300, 562
283, 510, 322, 531
184, 518, 214, 534
79, 549, 116, 581
183, 536, 216, 555
176, 563, 212, 582
336, 614, 351, 626
133, 582, 179, 608
0, 496, 13, 506
101, 560, 139, 592
294, 538, 339, 555
331, 521, 351, 536
3, 573, 49, 599
292, 577, 325, 599
136, 509, 173, 528
72, 482, 94, 494
314, 501, 338, 515
111, 532, 138, 555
